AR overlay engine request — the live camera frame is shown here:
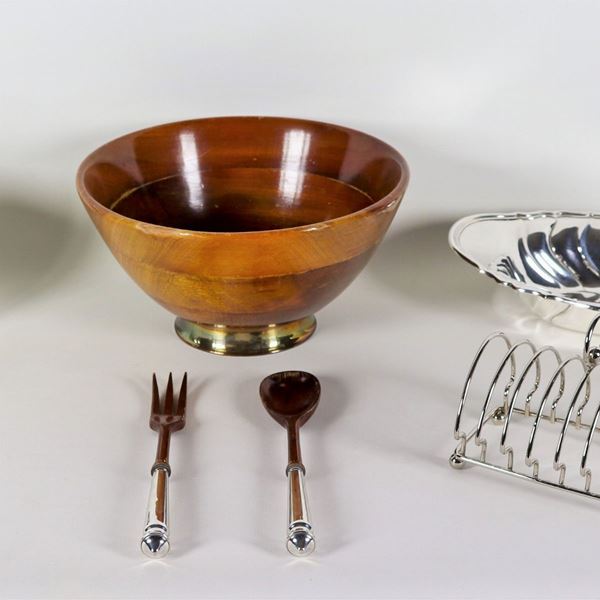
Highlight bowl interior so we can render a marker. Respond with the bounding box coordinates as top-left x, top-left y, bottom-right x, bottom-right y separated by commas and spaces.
79, 117, 406, 233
